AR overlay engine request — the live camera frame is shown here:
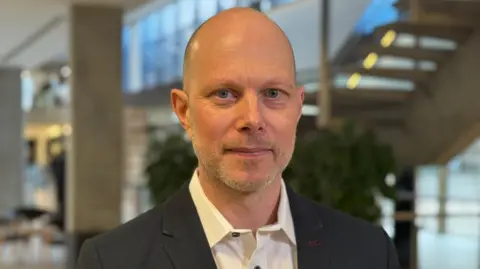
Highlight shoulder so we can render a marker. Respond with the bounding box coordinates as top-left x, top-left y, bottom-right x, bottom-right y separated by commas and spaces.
80, 205, 165, 265
297, 196, 398, 267
297, 194, 391, 244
